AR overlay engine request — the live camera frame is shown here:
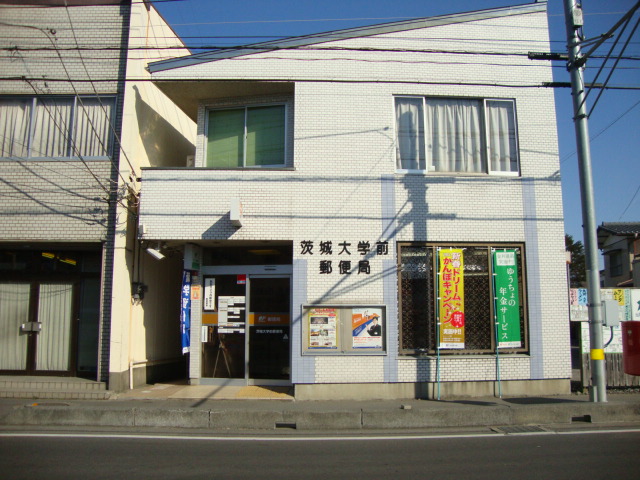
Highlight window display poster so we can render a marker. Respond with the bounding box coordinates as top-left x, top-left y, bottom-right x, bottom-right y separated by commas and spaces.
493, 250, 522, 348
218, 296, 245, 333
308, 308, 338, 349
352, 308, 383, 348
438, 249, 465, 349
